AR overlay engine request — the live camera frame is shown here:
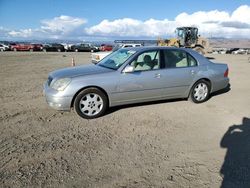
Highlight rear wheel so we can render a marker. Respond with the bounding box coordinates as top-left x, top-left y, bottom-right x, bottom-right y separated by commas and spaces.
74, 88, 108, 119
189, 80, 211, 103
